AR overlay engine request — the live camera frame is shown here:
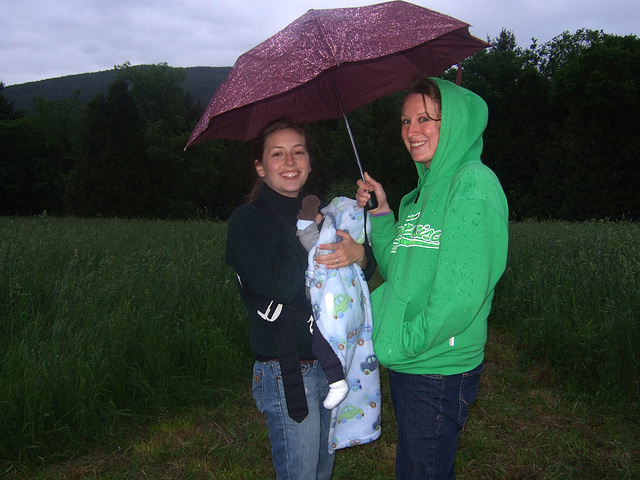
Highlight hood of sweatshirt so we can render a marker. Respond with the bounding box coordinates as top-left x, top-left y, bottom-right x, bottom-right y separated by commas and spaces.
407, 78, 489, 203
